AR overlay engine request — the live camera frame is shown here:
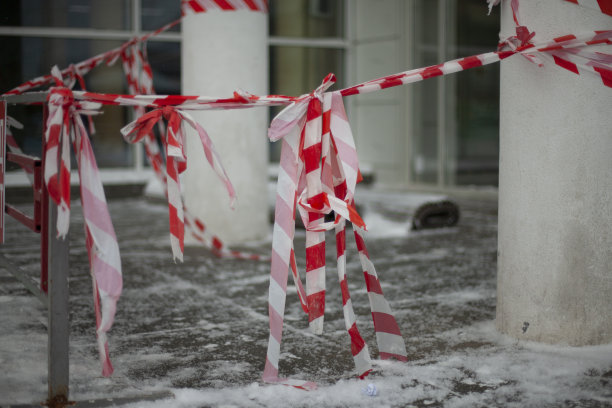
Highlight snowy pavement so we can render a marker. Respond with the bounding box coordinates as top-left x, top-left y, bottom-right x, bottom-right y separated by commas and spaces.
1, 188, 611, 407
